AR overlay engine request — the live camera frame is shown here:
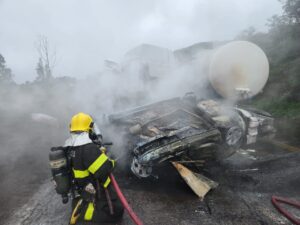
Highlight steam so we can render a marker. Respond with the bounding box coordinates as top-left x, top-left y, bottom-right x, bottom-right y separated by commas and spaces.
66, 44, 212, 119
0, 40, 271, 183
0, 43, 210, 163
0, 41, 270, 159
55, 44, 213, 162
0, 1, 282, 221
